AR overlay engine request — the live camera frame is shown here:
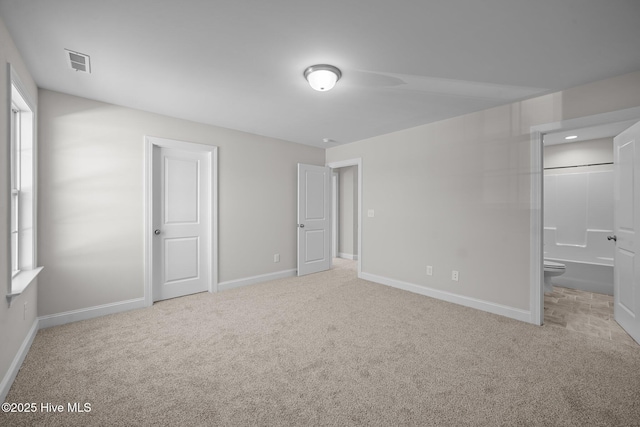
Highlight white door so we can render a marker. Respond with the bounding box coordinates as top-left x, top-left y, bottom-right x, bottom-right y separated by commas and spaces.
298, 163, 331, 276
153, 145, 210, 301
613, 121, 640, 344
